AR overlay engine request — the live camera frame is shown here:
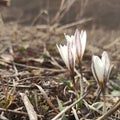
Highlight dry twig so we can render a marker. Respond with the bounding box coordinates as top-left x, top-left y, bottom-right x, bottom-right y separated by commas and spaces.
20, 93, 38, 120
34, 84, 59, 113
52, 89, 89, 120
97, 99, 120, 120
